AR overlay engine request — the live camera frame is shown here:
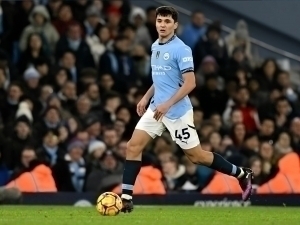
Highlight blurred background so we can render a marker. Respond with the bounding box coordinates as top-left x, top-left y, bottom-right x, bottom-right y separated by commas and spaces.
0, 0, 300, 204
